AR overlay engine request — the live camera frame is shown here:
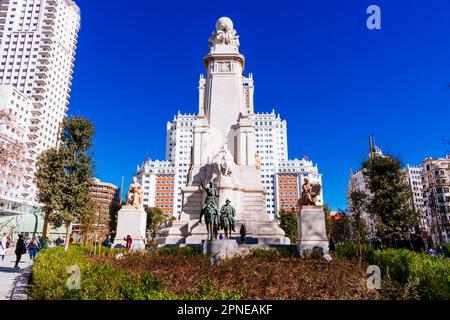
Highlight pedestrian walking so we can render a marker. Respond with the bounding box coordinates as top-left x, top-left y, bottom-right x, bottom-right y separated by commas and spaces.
28, 236, 40, 261
124, 235, 132, 251
240, 224, 246, 244
0, 233, 7, 261
14, 234, 27, 269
